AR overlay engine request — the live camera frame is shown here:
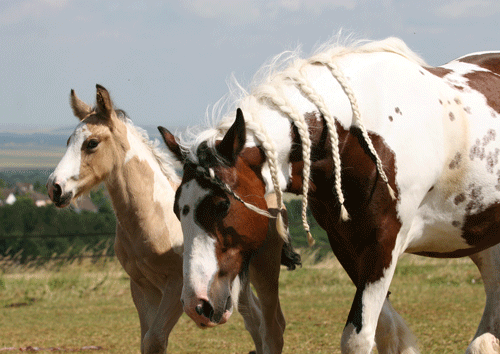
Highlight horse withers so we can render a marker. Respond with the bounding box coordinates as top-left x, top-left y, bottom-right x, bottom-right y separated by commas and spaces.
161, 38, 500, 354
46, 85, 300, 354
